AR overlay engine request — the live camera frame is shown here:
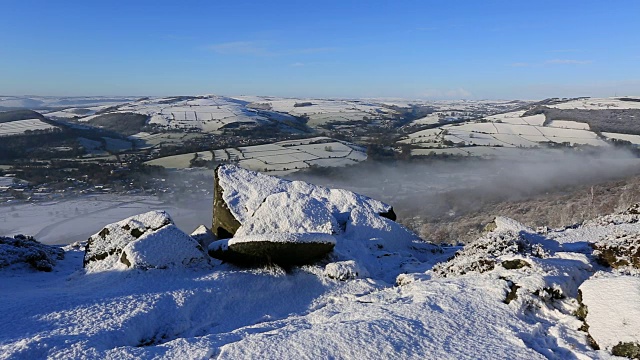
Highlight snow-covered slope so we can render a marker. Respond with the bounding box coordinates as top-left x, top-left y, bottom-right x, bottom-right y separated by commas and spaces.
2, 173, 640, 358
402, 97, 640, 158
